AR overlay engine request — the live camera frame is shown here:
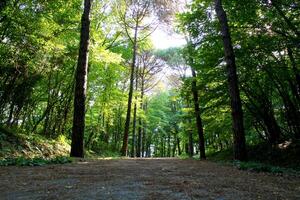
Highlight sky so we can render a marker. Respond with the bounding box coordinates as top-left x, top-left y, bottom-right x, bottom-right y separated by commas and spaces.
148, 28, 190, 94
148, 2, 189, 93
151, 28, 186, 49
150, 0, 189, 50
